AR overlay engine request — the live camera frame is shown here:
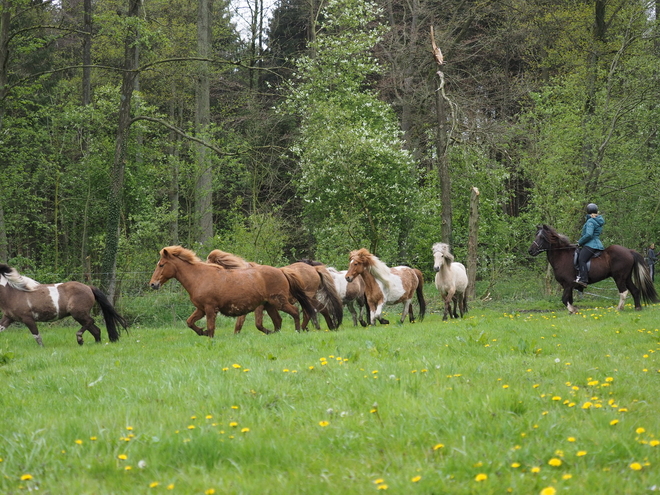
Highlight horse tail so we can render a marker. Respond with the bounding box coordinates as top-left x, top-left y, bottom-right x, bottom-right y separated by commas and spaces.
631, 251, 660, 304
91, 287, 128, 342
280, 268, 318, 323
314, 267, 344, 329
413, 268, 426, 321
